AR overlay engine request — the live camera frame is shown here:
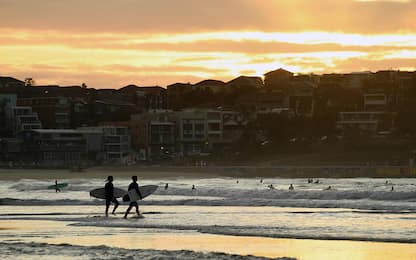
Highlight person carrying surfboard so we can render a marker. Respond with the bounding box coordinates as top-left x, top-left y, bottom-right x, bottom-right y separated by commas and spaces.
123, 176, 143, 219
54, 180, 61, 193
104, 176, 119, 217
